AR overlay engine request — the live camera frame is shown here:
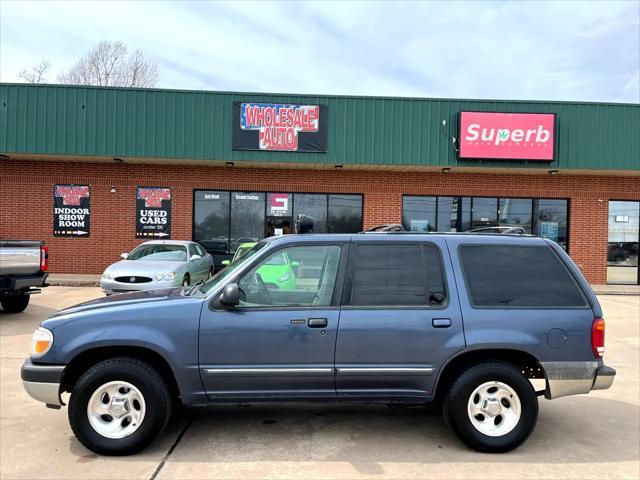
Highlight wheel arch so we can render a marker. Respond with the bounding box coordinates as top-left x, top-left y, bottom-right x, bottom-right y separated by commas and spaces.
60, 346, 181, 403
433, 348, 545, 402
